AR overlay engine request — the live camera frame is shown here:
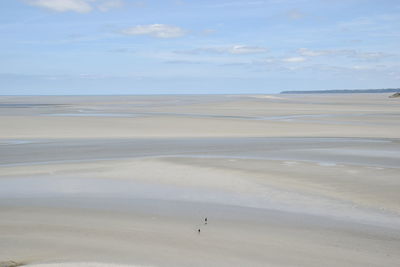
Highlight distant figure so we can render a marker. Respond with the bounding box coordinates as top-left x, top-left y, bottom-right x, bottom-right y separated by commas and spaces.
205, 217, 208, 225
198, 228, 201, 234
